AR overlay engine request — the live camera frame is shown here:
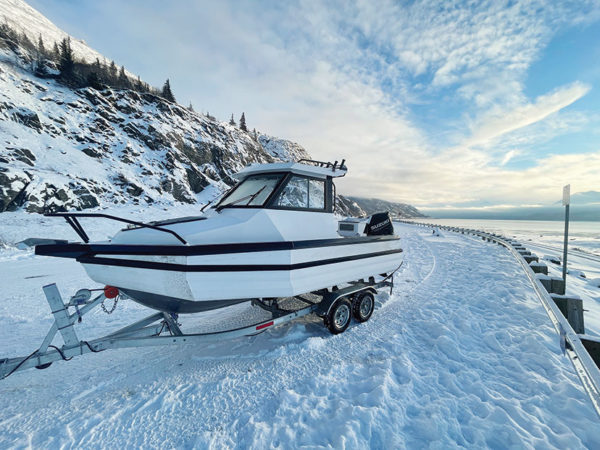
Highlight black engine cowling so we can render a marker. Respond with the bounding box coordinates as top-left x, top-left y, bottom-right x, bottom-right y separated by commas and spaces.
365, 212, 394, 236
